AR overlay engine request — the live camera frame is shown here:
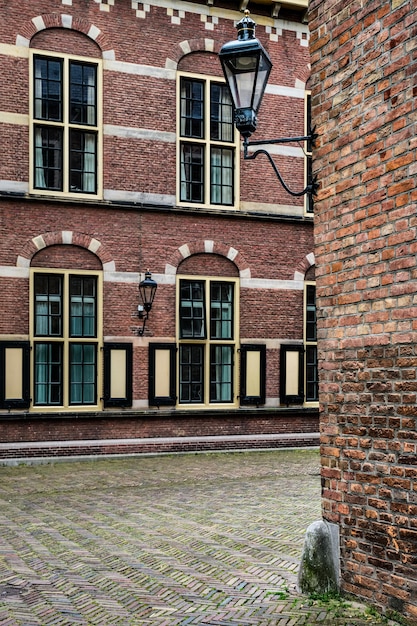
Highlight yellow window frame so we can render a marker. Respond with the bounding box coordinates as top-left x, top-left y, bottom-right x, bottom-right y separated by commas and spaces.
176, 71, 240, 210
29, 49, 103, 200
304, 280, 319, 406
304, 90, 313, 216
29, 268, 103, 412
176, 274, 240, 408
